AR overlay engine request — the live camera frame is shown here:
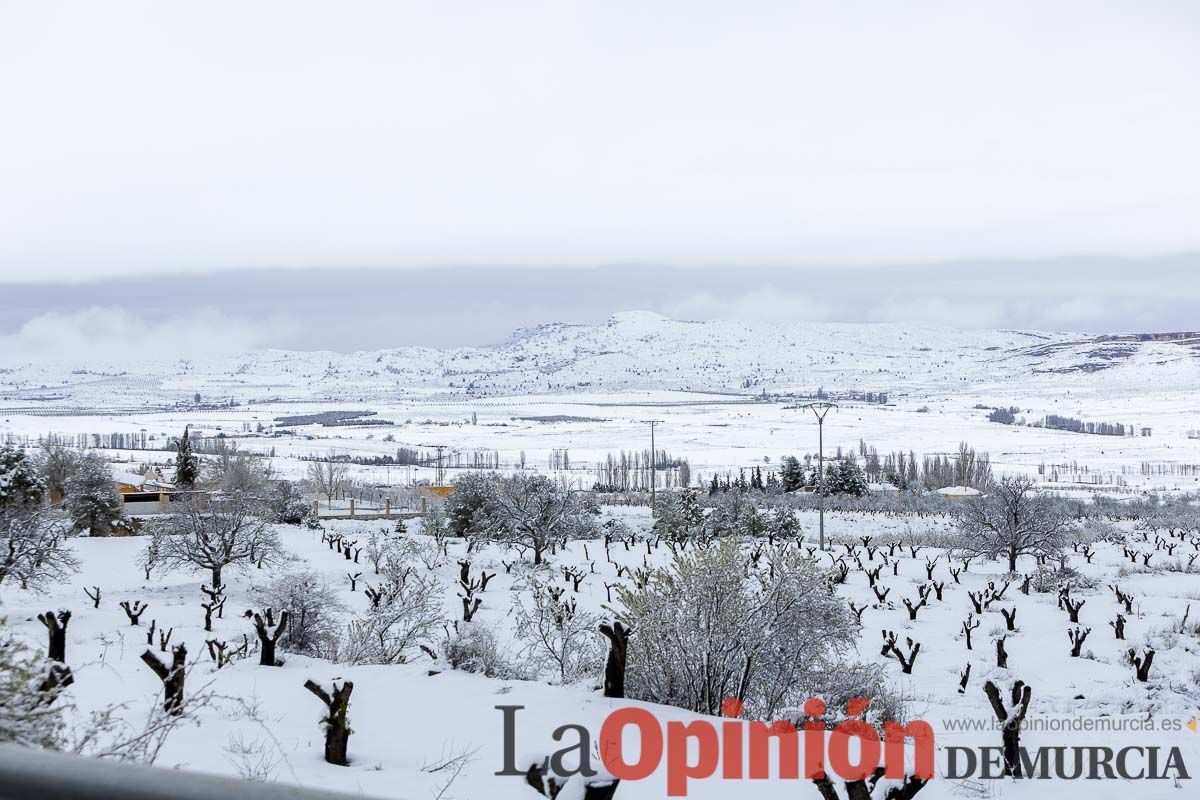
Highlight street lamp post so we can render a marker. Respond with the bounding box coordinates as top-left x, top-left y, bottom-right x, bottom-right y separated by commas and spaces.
801, 402, 838, 550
